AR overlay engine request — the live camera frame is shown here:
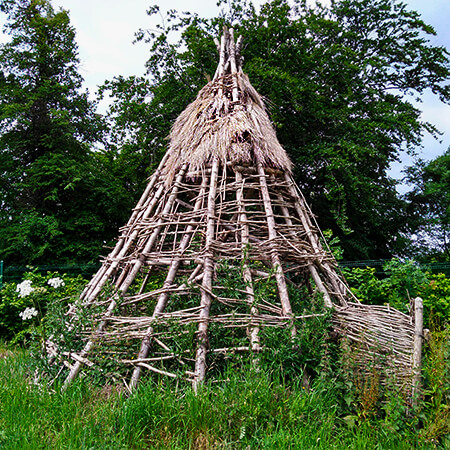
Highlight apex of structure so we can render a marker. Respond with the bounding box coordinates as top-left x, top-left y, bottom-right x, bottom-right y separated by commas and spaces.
164, 28, 292, 181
